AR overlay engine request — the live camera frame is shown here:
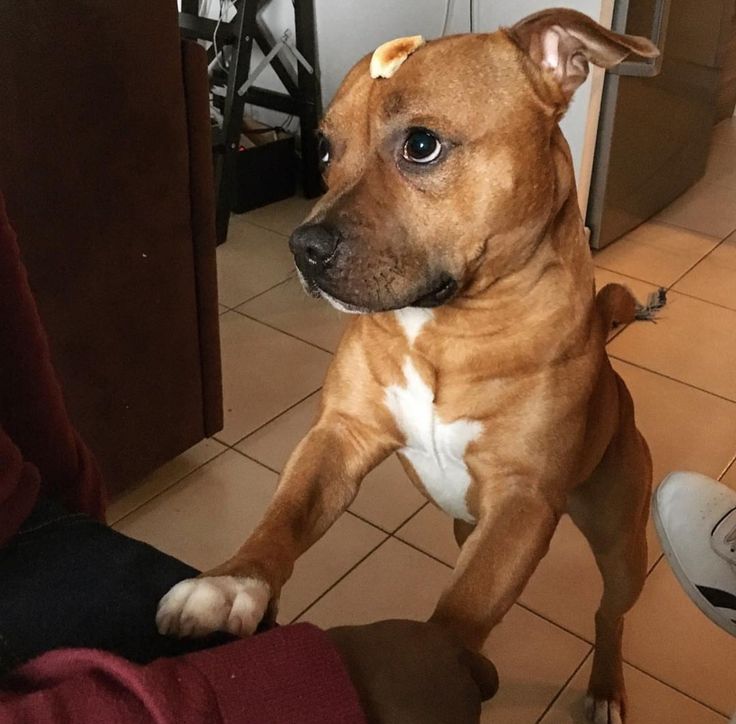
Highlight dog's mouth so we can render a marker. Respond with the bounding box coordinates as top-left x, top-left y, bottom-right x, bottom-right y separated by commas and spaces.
408, 274, 458, 308
295, 270, 369, 314
297, 269, 458, 314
